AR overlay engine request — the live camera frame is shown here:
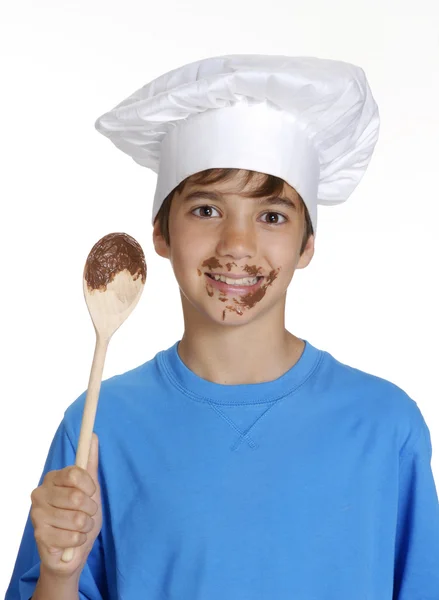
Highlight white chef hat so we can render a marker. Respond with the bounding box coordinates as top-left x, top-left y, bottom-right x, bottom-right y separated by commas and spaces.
94, 54, 380, 235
